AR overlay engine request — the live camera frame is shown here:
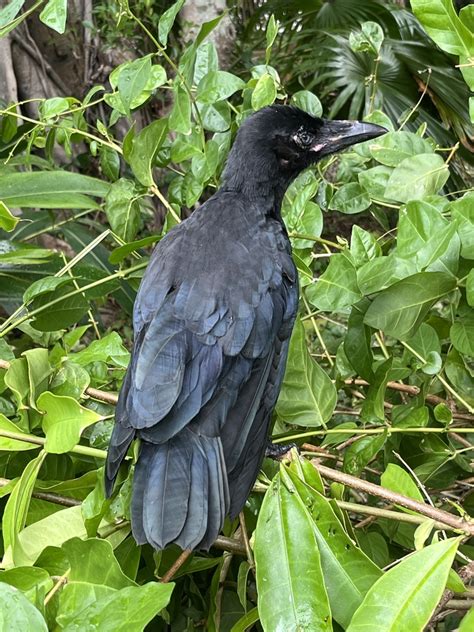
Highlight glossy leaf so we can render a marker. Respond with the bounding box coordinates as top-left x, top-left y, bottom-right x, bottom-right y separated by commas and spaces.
364, 272, 456, 340
385, 154, 449, 202
0, 201, 18, 231
346, 538, 461, 632
127, 119, 168, 187
306, 253, 362, 311
0, 583, 47, 631
0, 171, 109, 208
329, 183, 371, 214
39, 0, 67, 34
37, 391, 101, 453
276, 319, 336, 427
254, 471, 332, 632
252, 74, 277, 110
